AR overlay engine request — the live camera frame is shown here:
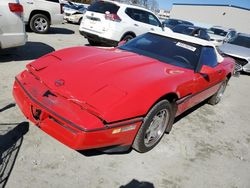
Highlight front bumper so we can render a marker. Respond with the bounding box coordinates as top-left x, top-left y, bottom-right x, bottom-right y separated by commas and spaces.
13, 76, 142, 150
64, 15, 81, 23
